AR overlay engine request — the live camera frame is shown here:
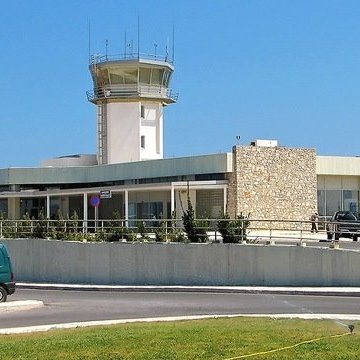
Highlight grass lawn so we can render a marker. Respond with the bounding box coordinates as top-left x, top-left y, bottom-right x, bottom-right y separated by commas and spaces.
0, 317, 358, 359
